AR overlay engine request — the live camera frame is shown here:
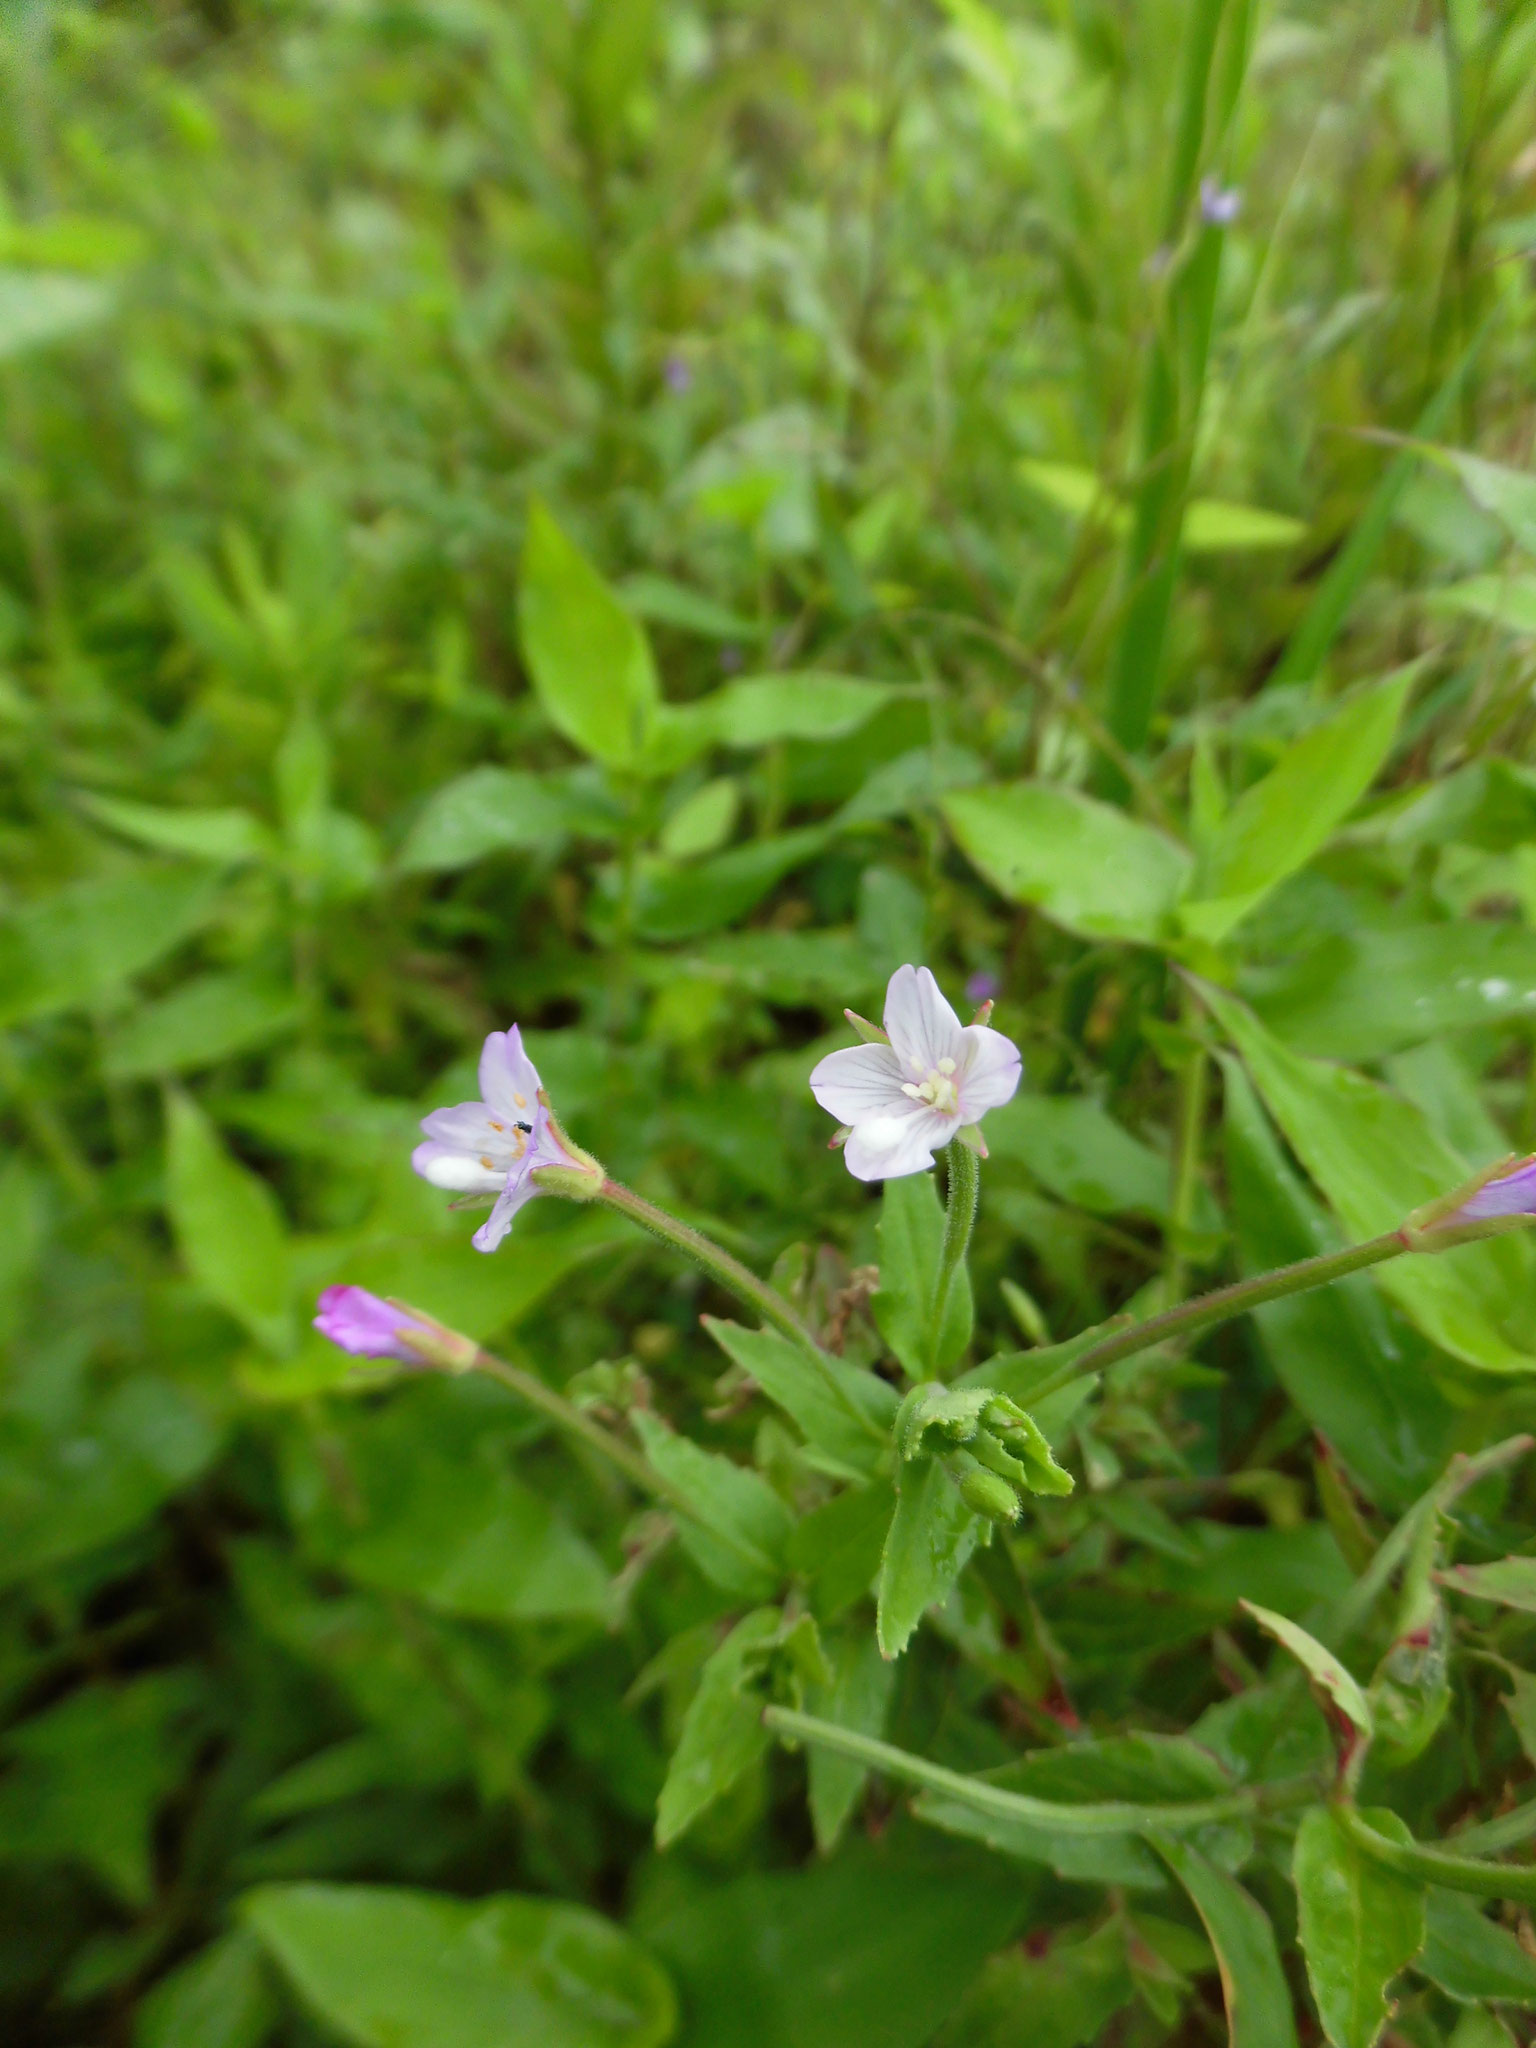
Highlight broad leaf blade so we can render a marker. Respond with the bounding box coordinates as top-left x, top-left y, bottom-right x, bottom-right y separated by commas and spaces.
1294, 1805, 1424, 2048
